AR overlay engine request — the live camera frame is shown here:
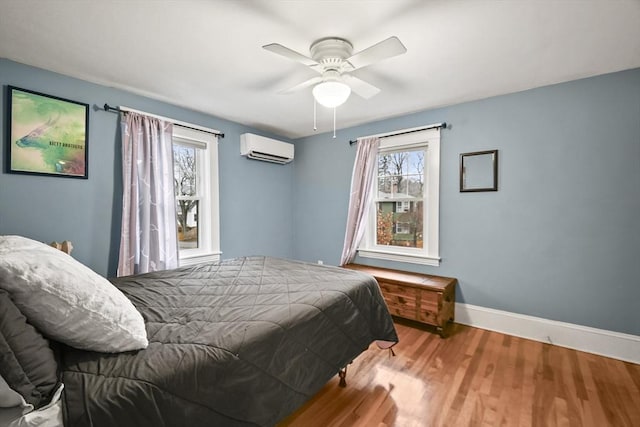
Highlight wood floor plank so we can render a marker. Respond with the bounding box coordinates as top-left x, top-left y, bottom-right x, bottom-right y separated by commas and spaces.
279, 321, 640, 427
